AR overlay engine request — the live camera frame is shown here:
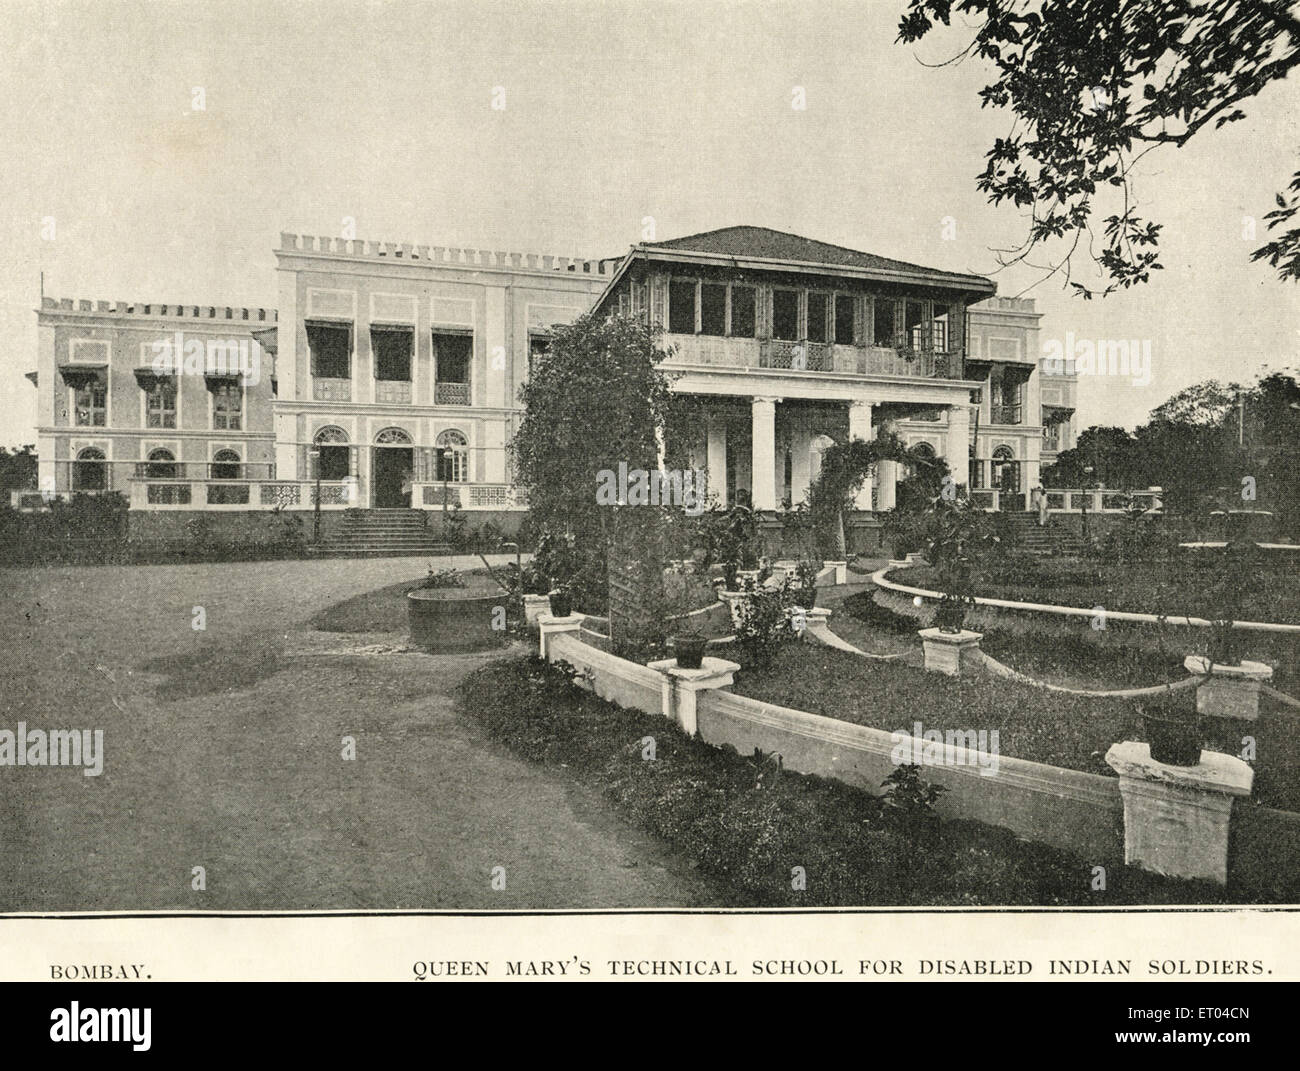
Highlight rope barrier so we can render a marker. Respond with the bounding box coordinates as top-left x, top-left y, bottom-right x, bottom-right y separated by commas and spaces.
975, 648, 1208, 697
1262, 684, 1300, 711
